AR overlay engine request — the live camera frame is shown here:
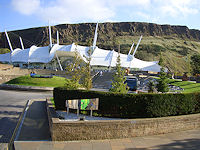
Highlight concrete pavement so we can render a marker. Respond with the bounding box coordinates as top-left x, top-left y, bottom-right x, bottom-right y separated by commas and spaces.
1, 89, 200, 150
0, 90, 52, 149
16, 99, 51, 141
14, 129, 200, 150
